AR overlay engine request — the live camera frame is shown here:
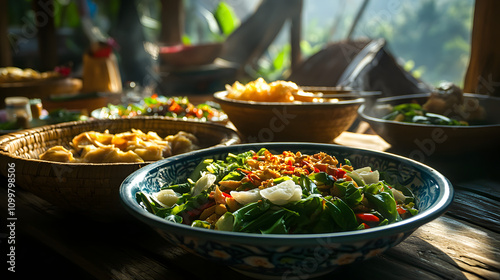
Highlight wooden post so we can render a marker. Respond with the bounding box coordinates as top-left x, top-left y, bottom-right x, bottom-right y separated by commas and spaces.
290, 0, 303, 73
0, 0, 12, 67
463, 0, 500, 96
33, 0, 57, 71
160, 0, 183, 45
